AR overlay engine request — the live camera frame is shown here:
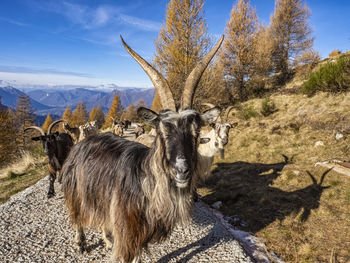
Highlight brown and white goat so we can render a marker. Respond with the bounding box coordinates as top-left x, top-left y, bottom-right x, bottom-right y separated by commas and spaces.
25, 120, 73, 198
78, 120, 98, 141
61, 35, 223, 263
134, 123, 145, 138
